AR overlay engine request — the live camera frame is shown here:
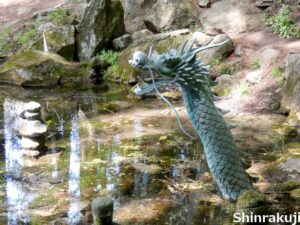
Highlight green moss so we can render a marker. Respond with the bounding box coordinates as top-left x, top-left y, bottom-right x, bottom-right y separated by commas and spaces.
271, 66, 285, 77
210, 55, 222, 66
274, 180, 300, 192
250, 59, 260, 69
290, 188, 300, 200
233, 80, 250, 96
16, 27, 38, 45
